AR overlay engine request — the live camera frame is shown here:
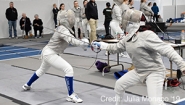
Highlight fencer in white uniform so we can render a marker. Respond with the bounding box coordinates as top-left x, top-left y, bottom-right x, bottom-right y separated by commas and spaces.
92, 9, 185, 105
110, 2, 123, 38
109, 0, 129, 57
22, 9, 89, 103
